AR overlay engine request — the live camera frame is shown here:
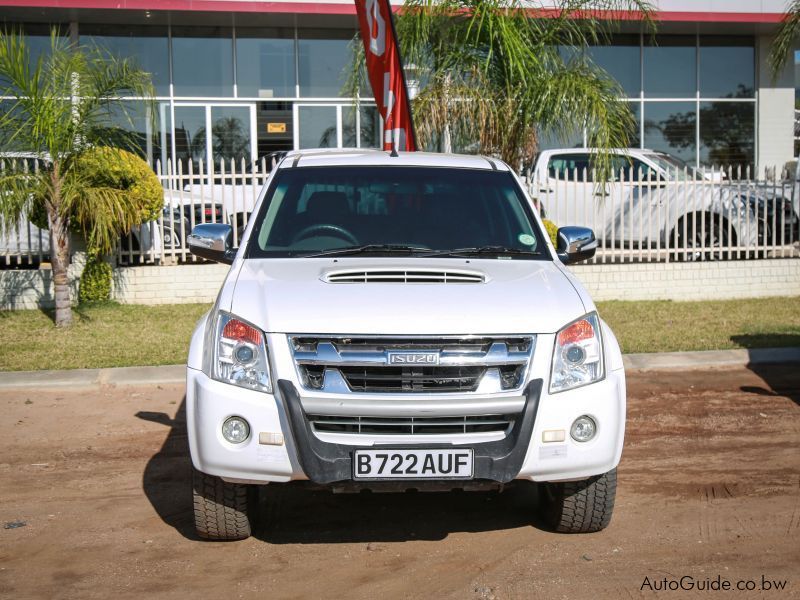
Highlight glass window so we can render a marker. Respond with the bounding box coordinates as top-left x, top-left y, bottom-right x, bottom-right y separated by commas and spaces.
342, 105, 359, 148
247, 166, 546, 257
210, 106, 252, 170
628, 101, 642, 148
18, 23, 67, 63
342, 105, 381, 148
236, 28, 295, 98
538, 128, 584, 152
172, 105, 207, 172
643, 102, 696, 164
547, 153, 593, 181
6, 24, 68, 93
359, 105, 381, 148
699, 101, 755, 173
589, 35, 641, 98
642, 152, 703, 181
644, 36, 696, 98
99, 100, 161, 165
298, 105, 337, 148
0, 100, 26, 152
172, 27, 233, 97
298, 29, 354, 97
608, 155, 659, 182
80, 25, 170, 96
699, 37, 755, 99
